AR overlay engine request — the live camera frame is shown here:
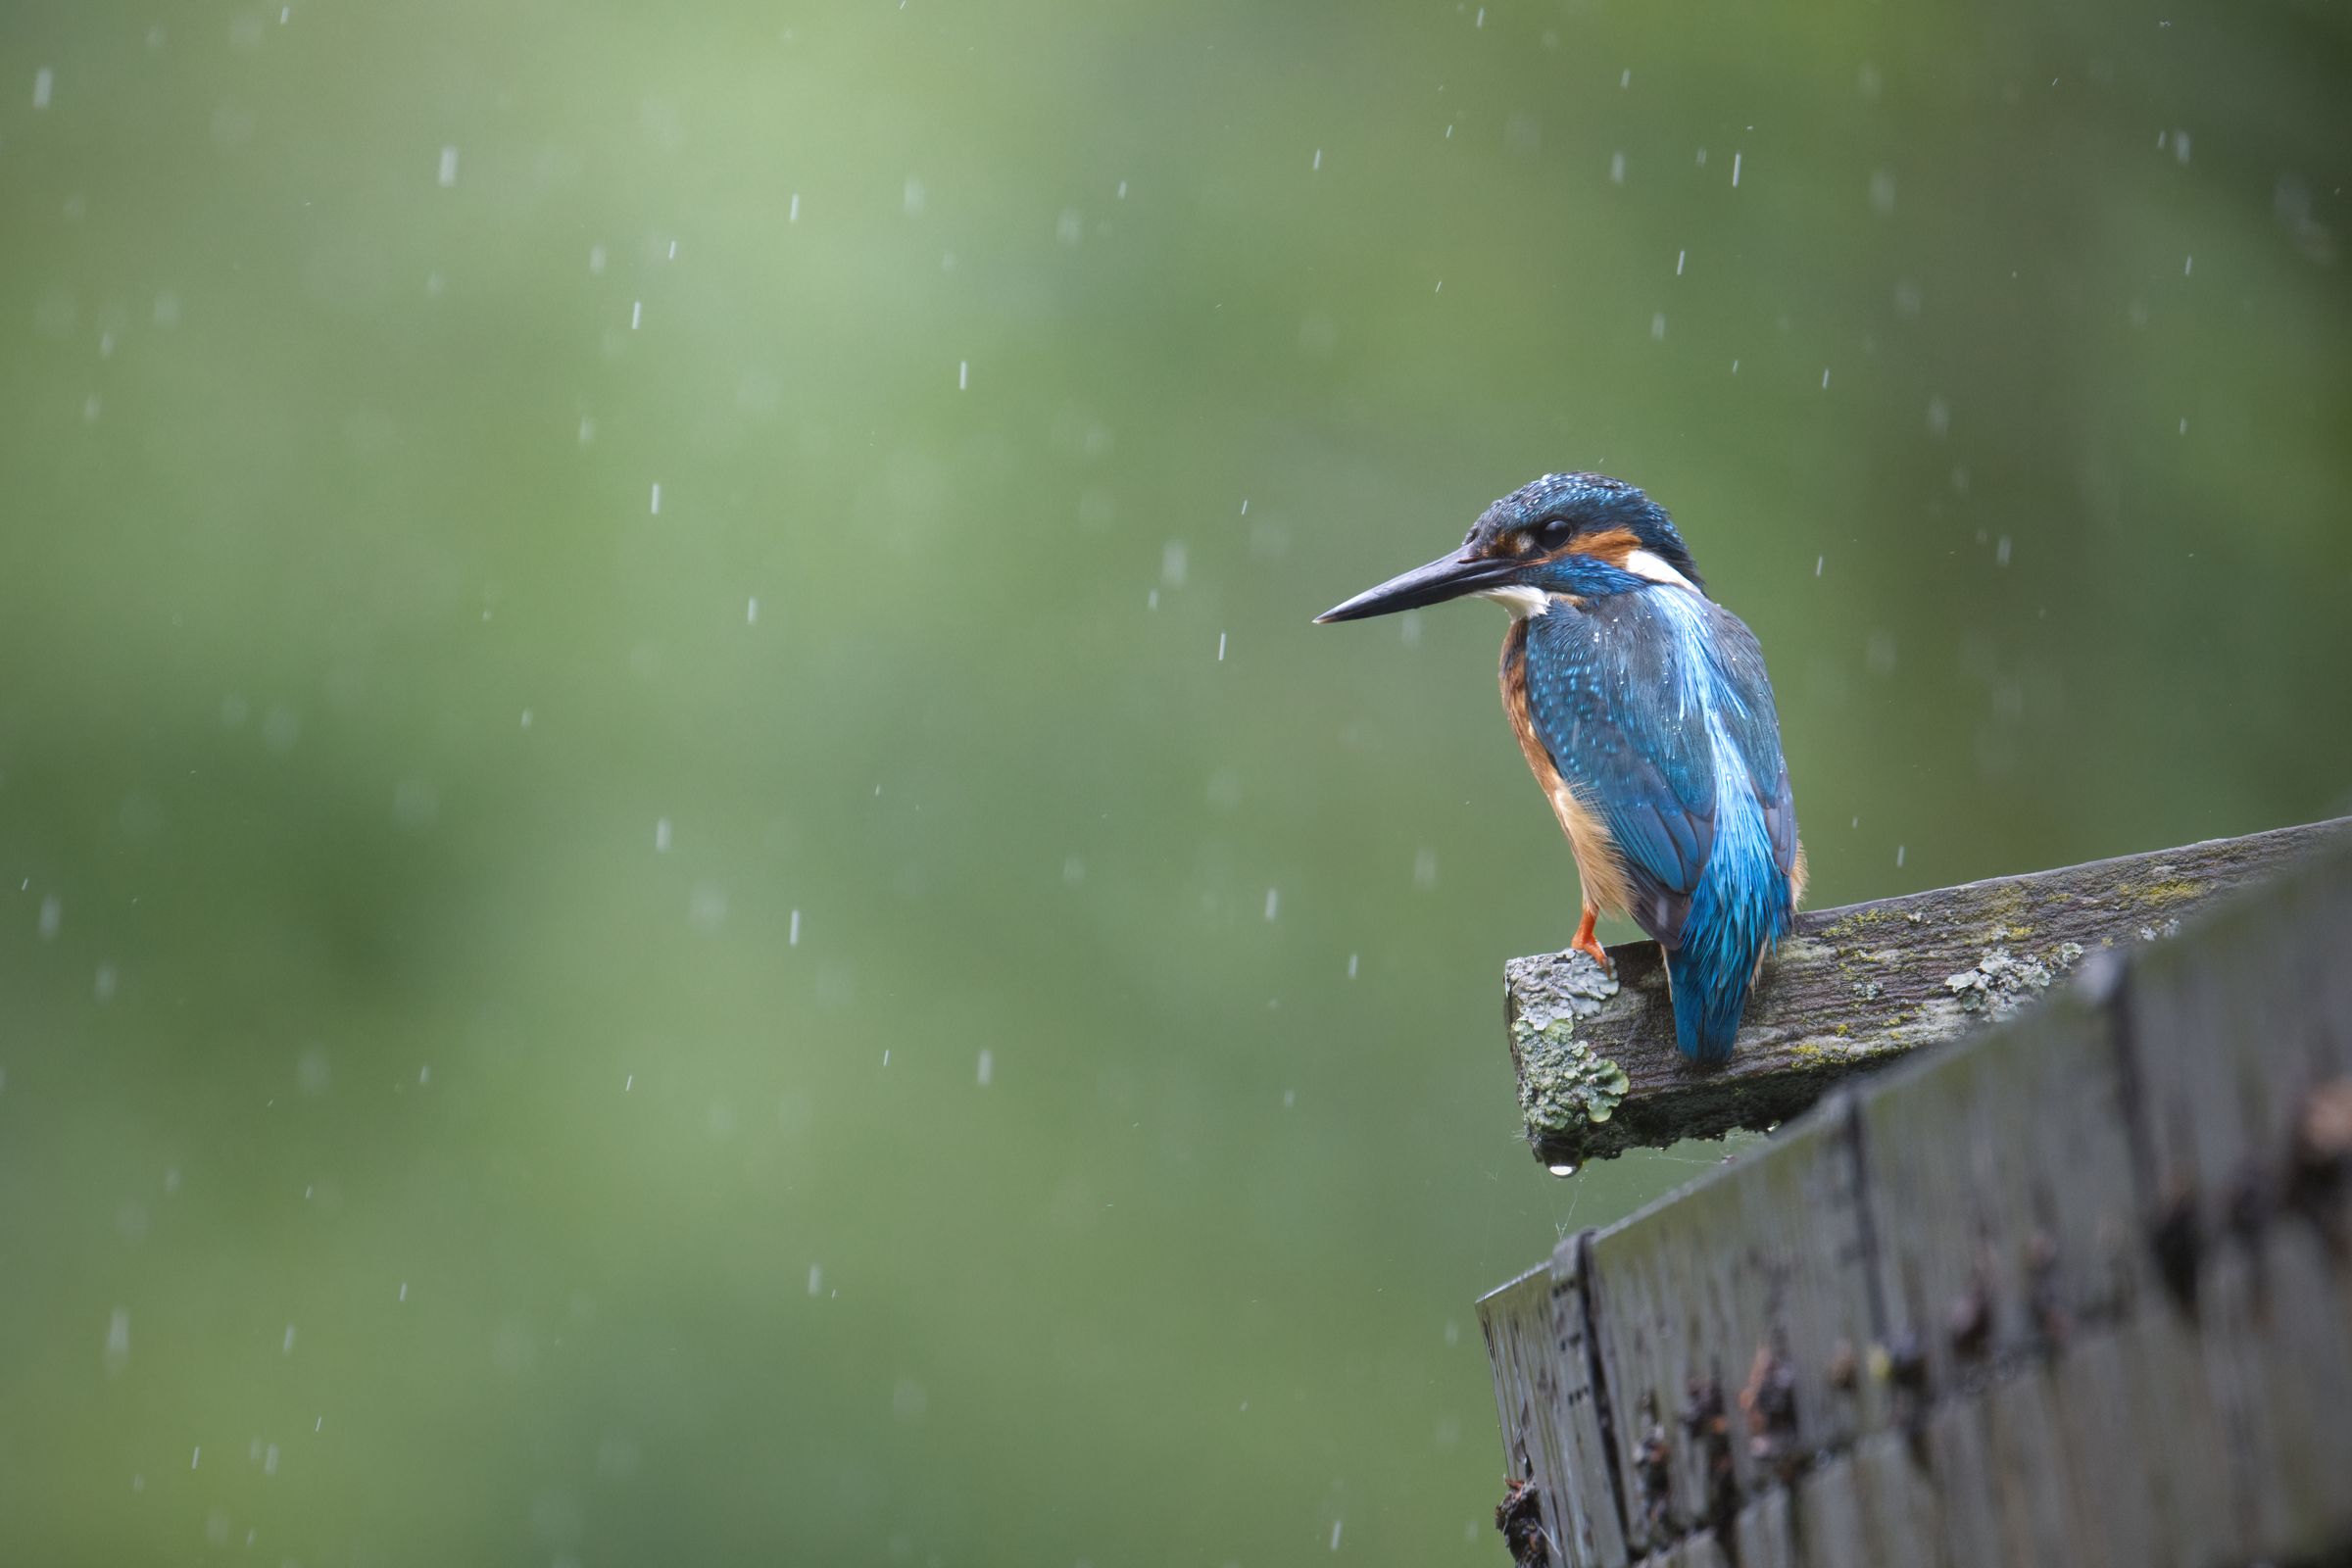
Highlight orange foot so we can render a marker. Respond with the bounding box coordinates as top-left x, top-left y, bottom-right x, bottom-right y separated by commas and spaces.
1570, 905, 1613, 971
